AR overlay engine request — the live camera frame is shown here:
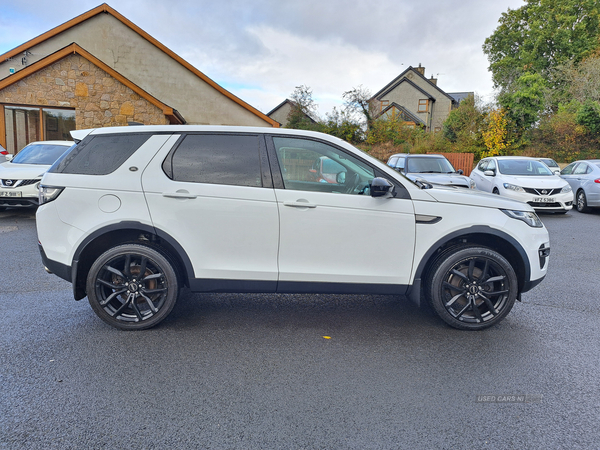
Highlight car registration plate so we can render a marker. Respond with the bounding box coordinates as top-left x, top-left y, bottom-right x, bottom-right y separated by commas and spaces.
535, 197, 555, 203
0, 190, 22, 198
